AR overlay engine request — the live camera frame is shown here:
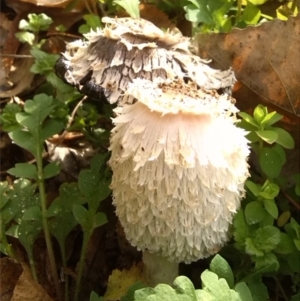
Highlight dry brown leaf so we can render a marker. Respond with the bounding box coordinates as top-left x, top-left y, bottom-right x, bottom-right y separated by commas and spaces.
104, 263, 144, 301
0, 257, 23, 301
197, 15, 300, 119
0, 44, 34, 98
15, 0, 72, 7
11, 263, 54, 301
